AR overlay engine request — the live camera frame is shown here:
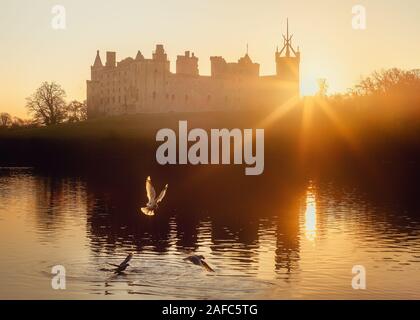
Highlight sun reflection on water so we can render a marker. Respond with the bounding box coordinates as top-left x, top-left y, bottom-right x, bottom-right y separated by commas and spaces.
304, 184, 317, 242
